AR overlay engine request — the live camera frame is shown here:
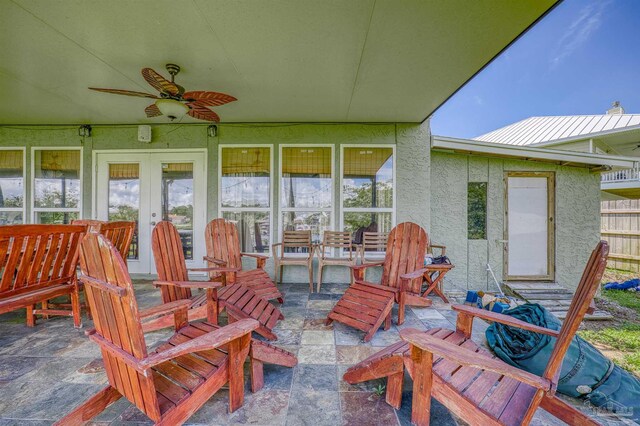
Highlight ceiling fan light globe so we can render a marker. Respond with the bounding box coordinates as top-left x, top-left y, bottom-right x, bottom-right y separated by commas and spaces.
155, 99, 189, 120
